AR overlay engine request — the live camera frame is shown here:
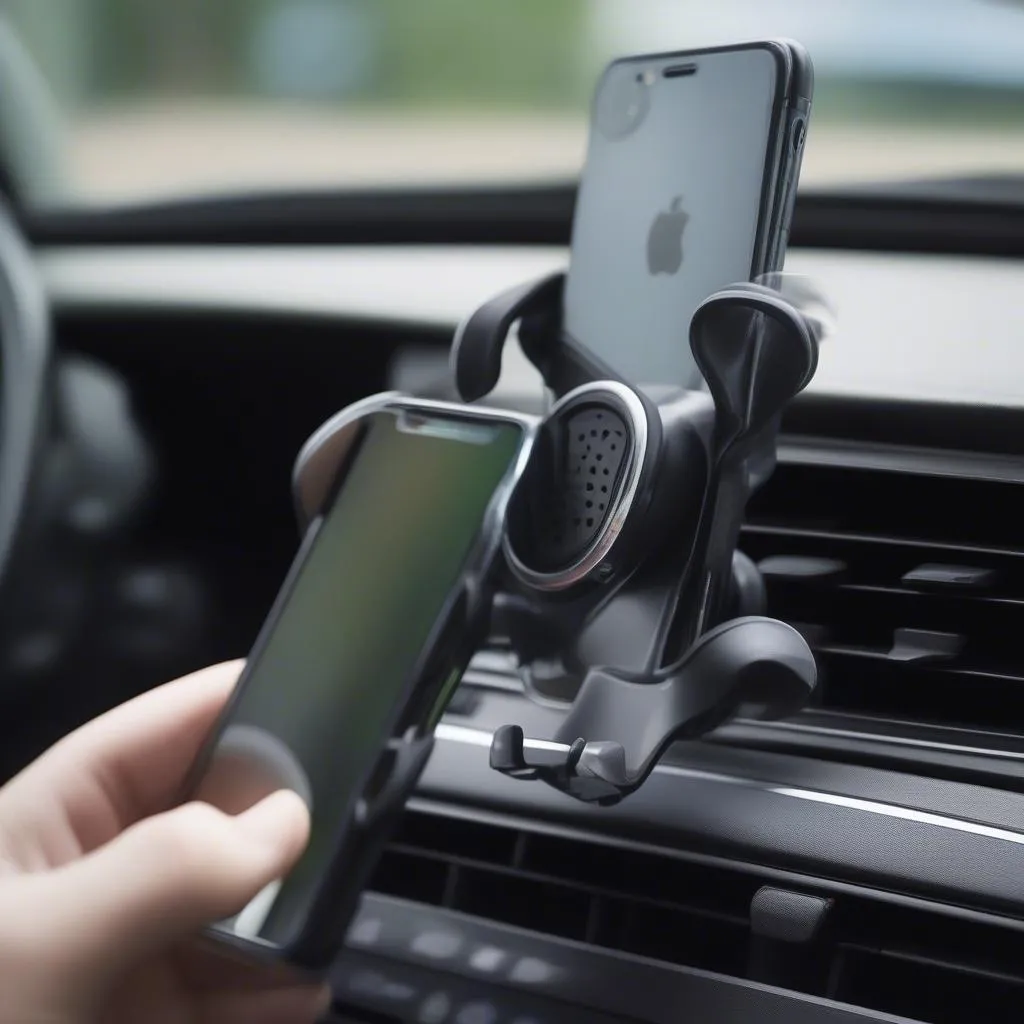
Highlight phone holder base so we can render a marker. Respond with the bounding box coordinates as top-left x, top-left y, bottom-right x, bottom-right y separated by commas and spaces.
490, 616, 815, 805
